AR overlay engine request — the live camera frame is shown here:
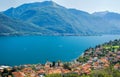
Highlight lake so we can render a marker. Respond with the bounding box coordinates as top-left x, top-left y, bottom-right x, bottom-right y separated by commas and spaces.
0, 35, 120, 66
